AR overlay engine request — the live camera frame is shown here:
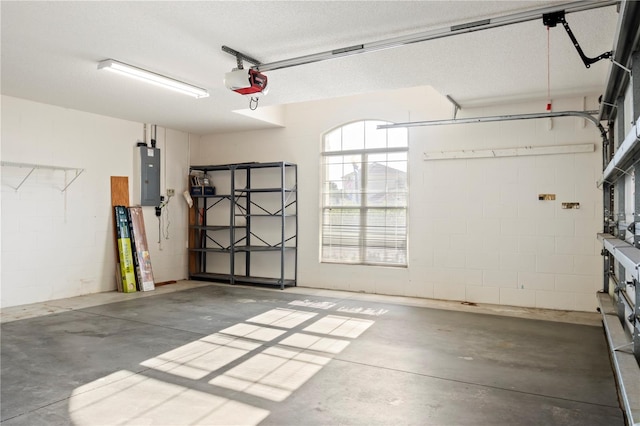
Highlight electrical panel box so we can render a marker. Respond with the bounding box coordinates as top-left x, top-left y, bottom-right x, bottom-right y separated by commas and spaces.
135, 146, 161, 206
